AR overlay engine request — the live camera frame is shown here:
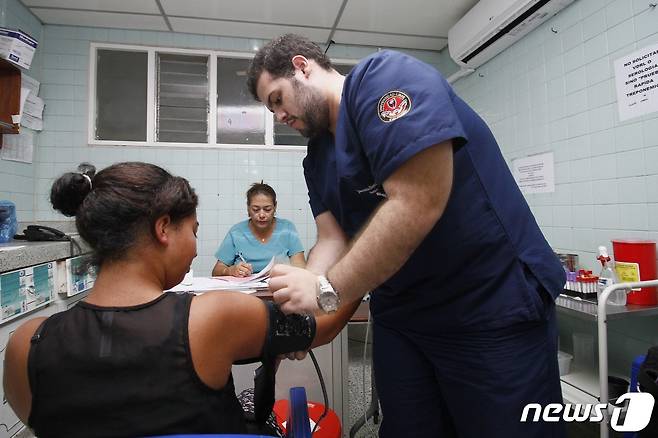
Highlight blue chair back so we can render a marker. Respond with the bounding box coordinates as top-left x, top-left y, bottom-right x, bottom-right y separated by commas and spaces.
287, 387, 311, 438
